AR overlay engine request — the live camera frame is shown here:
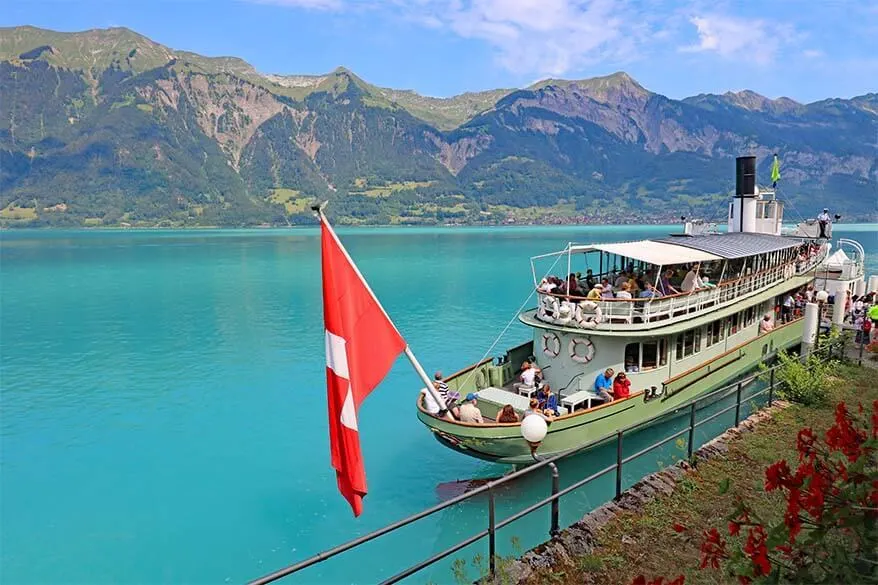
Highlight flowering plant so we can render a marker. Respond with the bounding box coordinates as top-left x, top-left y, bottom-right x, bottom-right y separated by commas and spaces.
704, 400, 878, 583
